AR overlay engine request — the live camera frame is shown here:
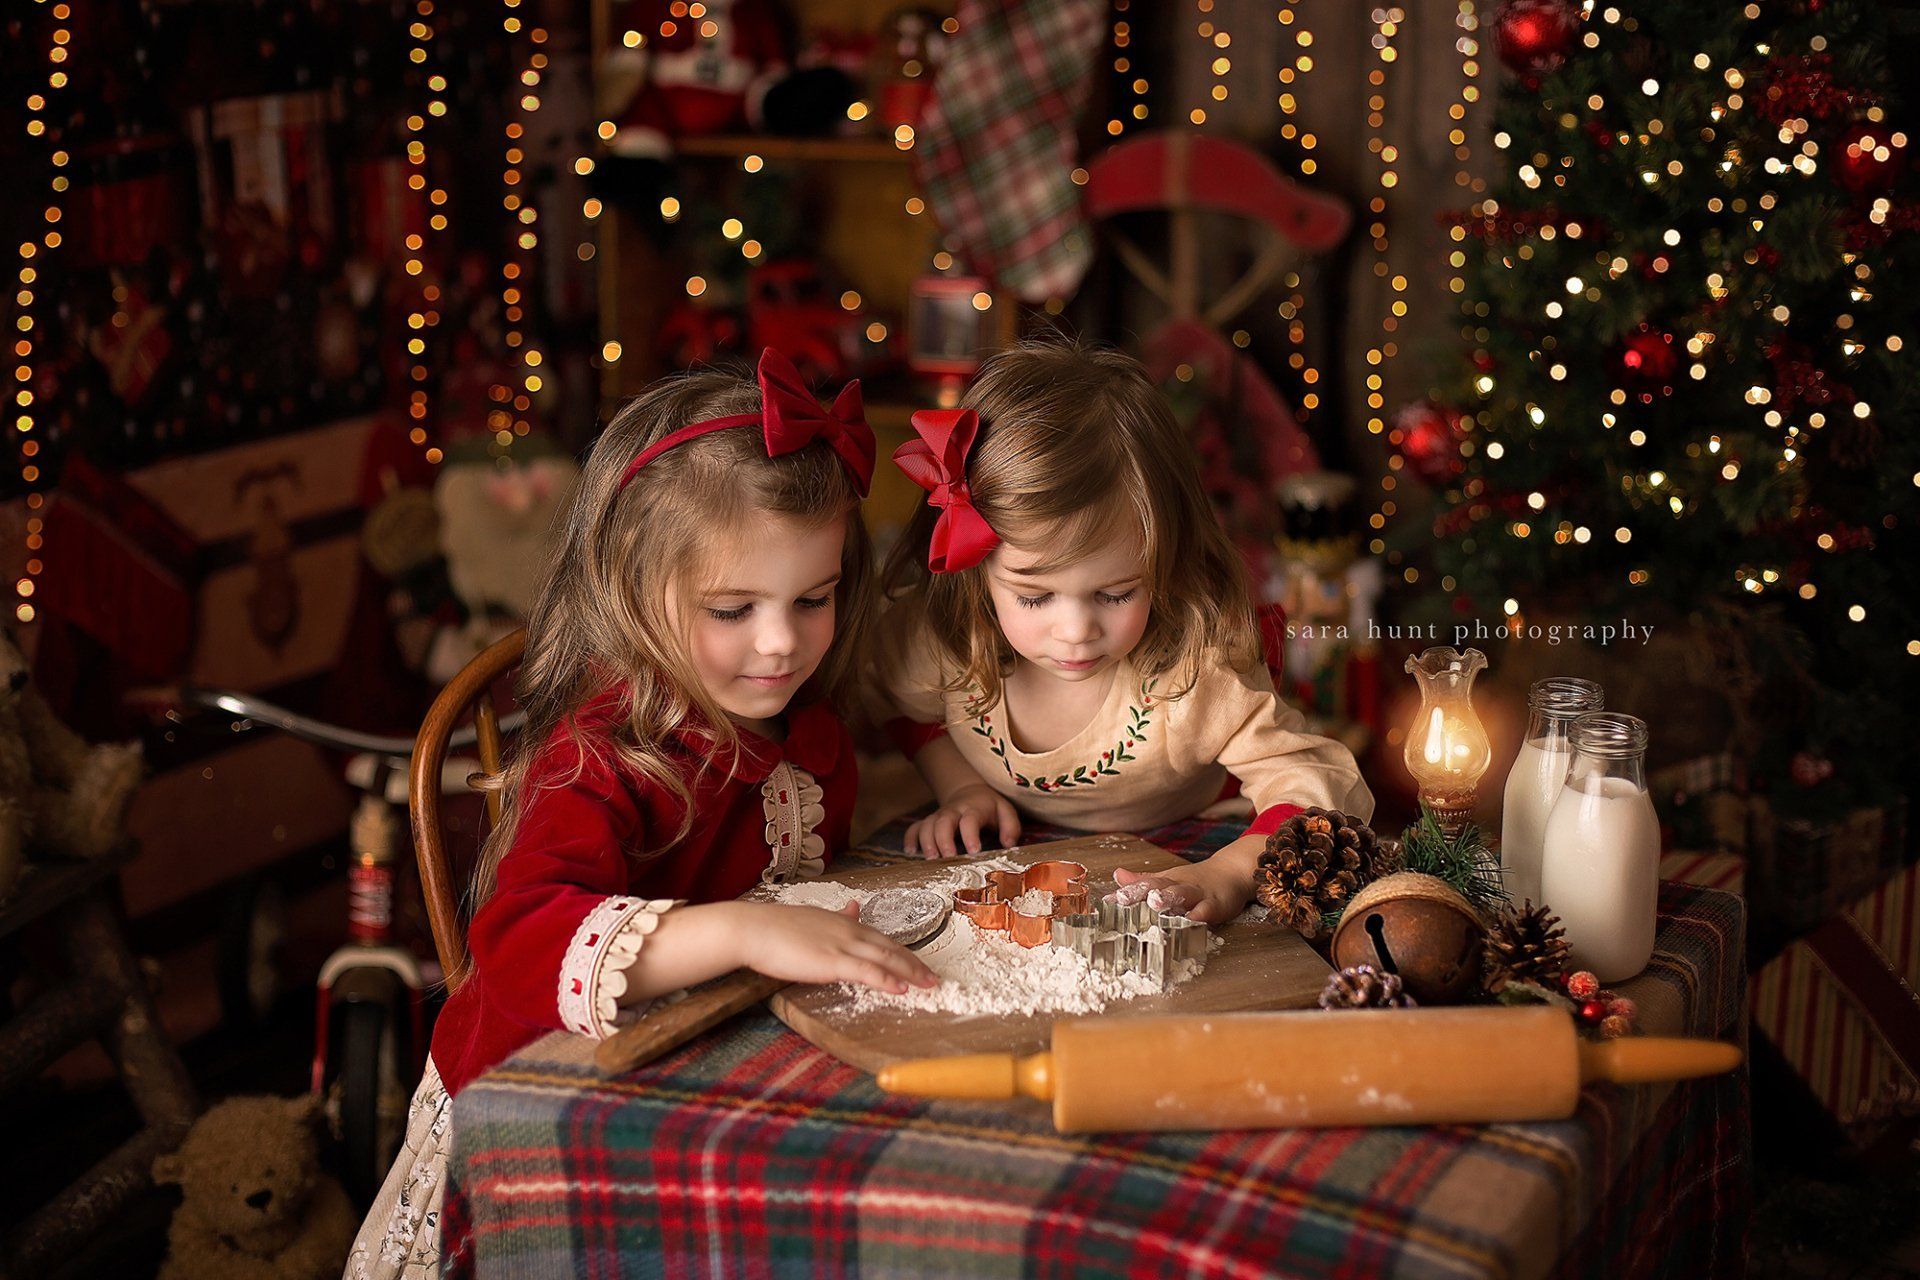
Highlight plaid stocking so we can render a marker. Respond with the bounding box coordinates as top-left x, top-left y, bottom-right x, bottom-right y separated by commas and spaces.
913, 0, 1106, 302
